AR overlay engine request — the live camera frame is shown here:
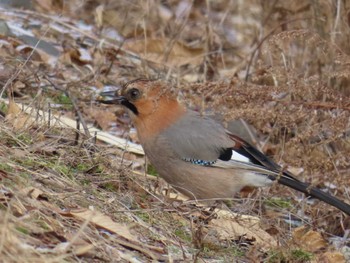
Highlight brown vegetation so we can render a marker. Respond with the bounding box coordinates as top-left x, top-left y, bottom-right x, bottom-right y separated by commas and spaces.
0, 0, 350, 262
